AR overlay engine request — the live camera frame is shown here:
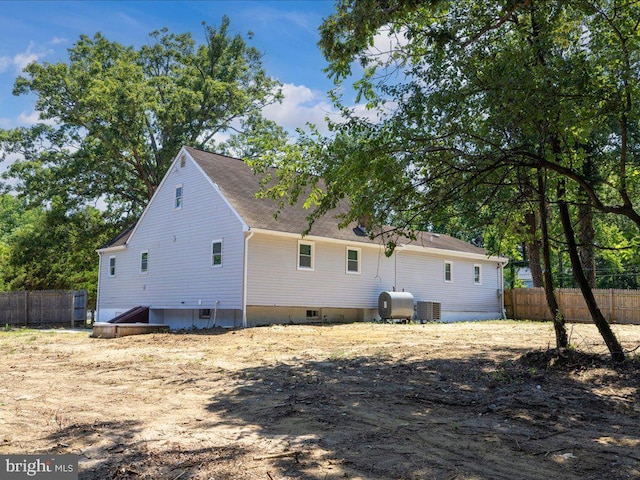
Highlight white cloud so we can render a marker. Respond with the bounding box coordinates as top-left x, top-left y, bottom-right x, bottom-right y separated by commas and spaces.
0, 152, 22, 186
263, 83, 337, 134
51, 37, 67, 45
16, 110, 58, 127
365, 26, 409, 70
17, 110, 41, 125
13, 50, 39, 72
0, 43, 46, 74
